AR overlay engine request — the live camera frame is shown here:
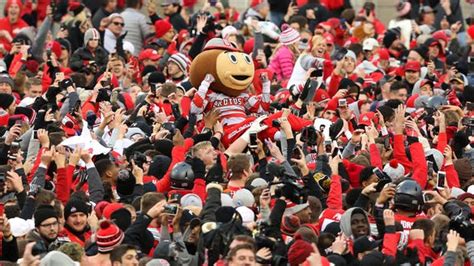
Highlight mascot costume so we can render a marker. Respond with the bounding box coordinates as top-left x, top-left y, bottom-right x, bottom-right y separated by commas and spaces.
190, 38, 312, 146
